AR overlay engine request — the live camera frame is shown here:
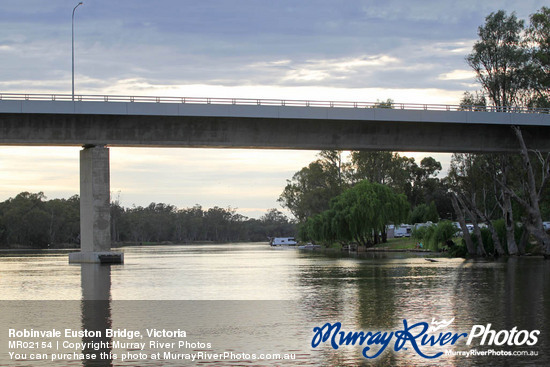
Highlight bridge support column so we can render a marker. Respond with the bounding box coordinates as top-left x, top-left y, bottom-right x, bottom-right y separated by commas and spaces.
69, 146, 123, 264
